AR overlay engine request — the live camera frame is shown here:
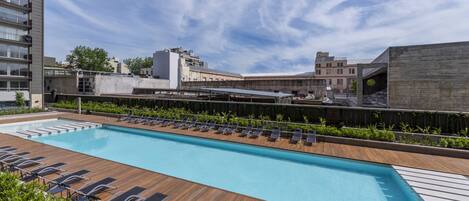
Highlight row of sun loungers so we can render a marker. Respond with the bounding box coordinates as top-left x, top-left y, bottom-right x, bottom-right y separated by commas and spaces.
119, 114, 318, 145
0, 146, 168, 201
